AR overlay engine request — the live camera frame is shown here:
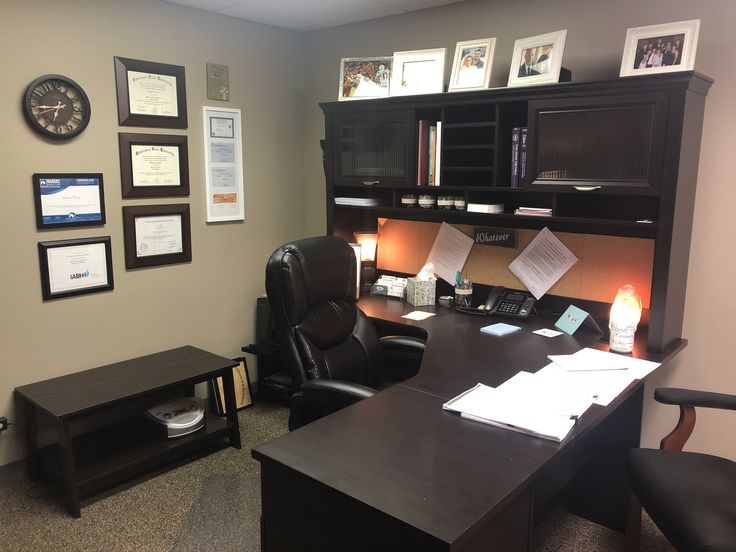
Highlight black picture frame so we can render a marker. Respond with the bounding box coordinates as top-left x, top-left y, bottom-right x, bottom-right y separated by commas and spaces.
33, 173, 106, 229
38, 237, 114, 300
122, 204, 192, 269
208, 357, 254, 416
118, 133, 190, 198
114, 56, 188, 128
